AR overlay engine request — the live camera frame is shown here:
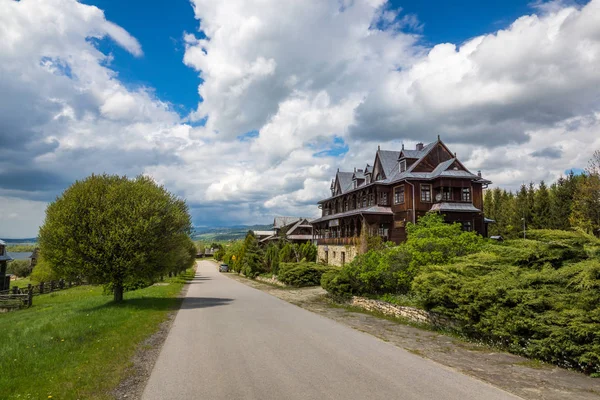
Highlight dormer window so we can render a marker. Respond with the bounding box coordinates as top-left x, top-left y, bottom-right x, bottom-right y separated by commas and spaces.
400, 160, 407, 173
376, 173, 382, 181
